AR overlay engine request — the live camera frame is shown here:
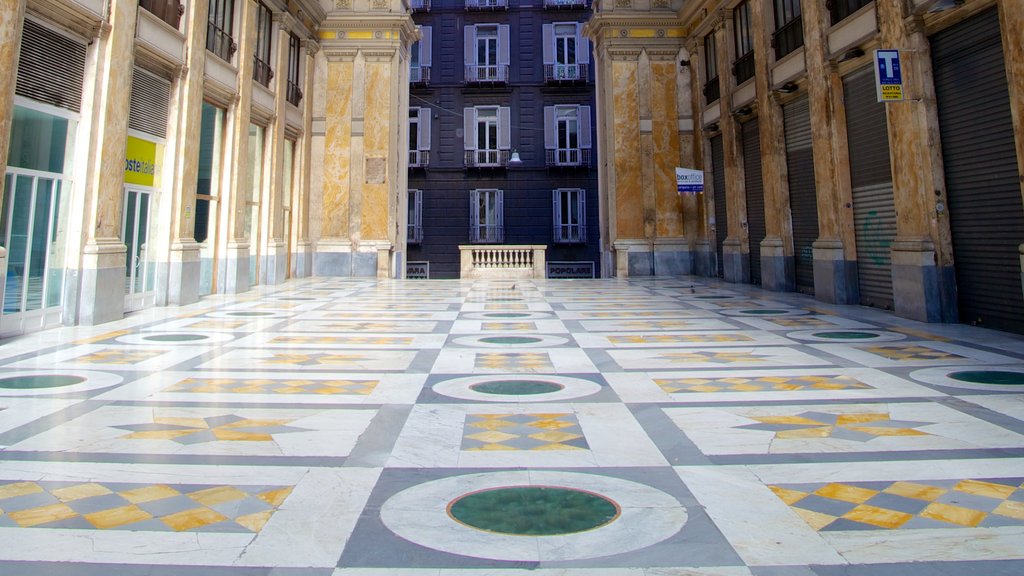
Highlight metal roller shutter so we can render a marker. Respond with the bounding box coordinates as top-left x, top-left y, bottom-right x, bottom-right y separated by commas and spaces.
784, 95, 818, 293
16, 20, 87, 112
129, 68, 171, 139
844, 65, 895, 309
742, 118, 765, 285
932, 7, 1024, 334
711, 134, 727, 278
